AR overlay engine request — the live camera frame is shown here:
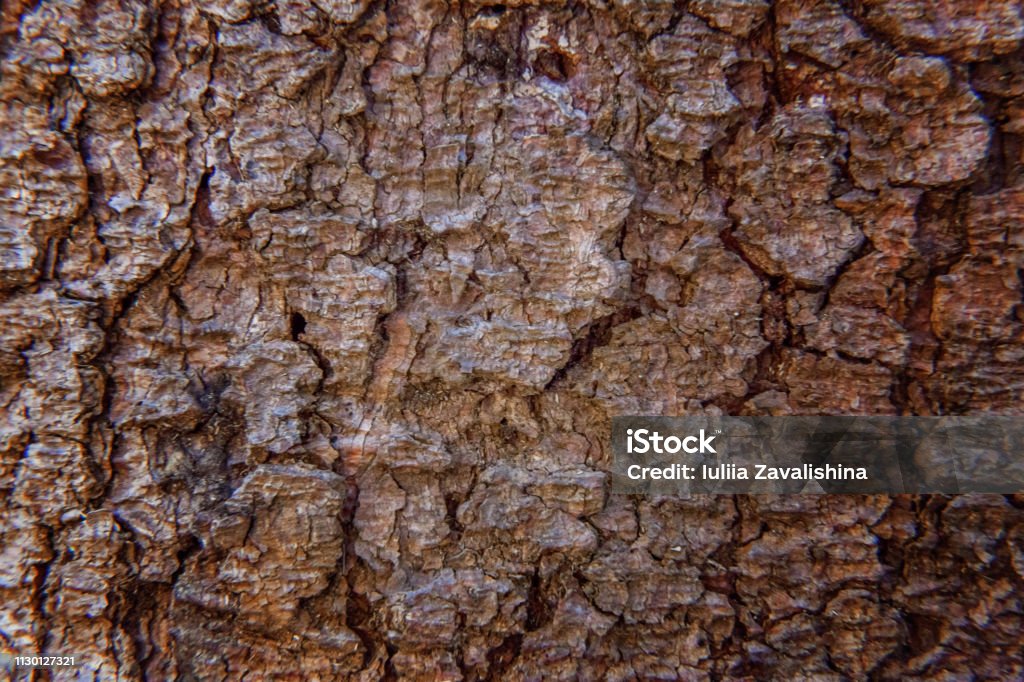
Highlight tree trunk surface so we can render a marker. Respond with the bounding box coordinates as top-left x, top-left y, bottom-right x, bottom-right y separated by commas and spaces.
1, 0, 1023, 679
